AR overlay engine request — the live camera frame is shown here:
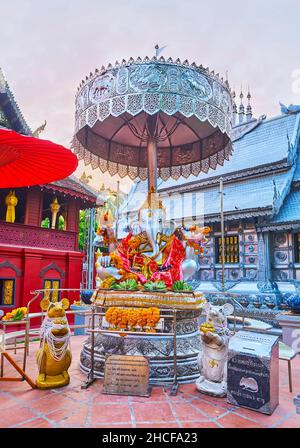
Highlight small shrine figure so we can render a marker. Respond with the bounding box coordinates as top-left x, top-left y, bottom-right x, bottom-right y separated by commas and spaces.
50, 197, 60, 229
5, 190, 18, 223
